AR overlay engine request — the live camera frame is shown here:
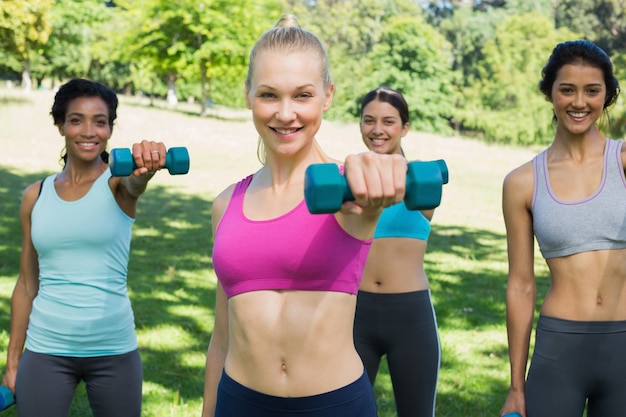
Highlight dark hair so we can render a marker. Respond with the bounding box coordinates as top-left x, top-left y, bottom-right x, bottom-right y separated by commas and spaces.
51, 78, 118, 165
539, 40, 620, 110
360, 86, 410, 126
